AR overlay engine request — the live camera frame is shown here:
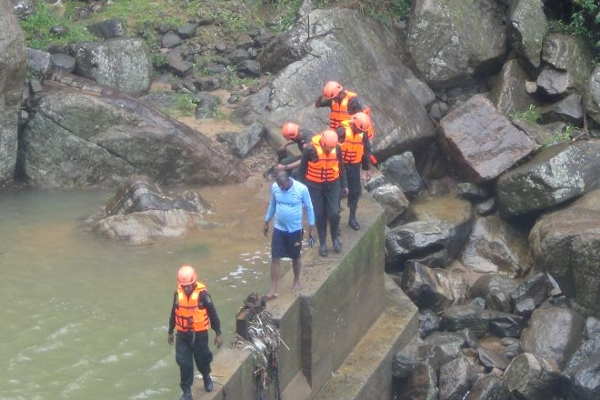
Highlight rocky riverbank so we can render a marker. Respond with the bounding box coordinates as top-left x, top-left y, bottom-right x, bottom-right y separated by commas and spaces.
3, 0, 600, 398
